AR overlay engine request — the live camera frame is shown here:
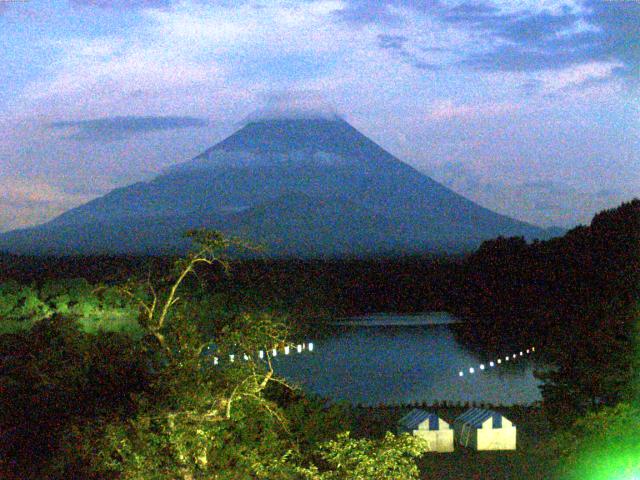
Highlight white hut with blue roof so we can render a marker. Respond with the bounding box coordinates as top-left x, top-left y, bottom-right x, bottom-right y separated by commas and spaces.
454, 408, 516, 450
397, 409, 454, 452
